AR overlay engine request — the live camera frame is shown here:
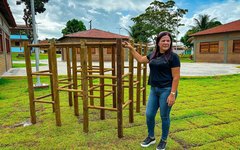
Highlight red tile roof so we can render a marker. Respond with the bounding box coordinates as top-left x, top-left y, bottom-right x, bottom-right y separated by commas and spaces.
61, 29, 129, 40
0, 0, 16, 27
191, 19, 240, 36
